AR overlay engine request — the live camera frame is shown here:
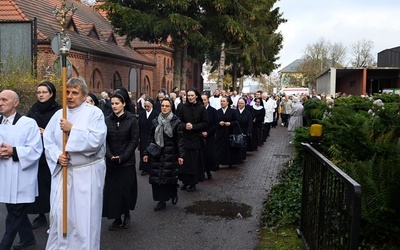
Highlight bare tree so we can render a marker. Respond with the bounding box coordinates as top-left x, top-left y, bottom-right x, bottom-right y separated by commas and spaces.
350, 39, 376, 67
329, 42, 347, 67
